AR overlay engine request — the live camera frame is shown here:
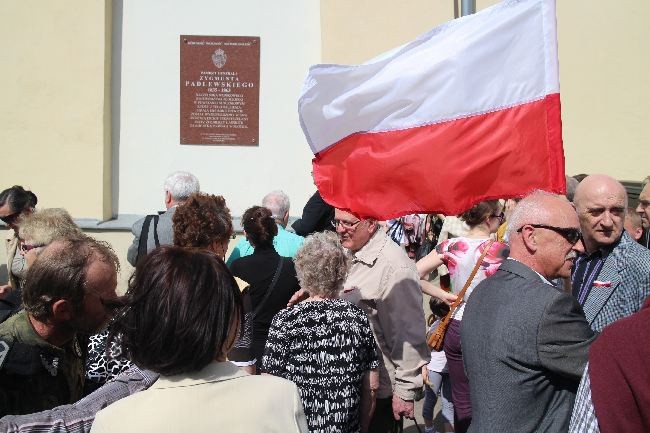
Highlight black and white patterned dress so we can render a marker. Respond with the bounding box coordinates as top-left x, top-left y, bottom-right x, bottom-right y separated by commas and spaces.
262, 299, 379, 433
